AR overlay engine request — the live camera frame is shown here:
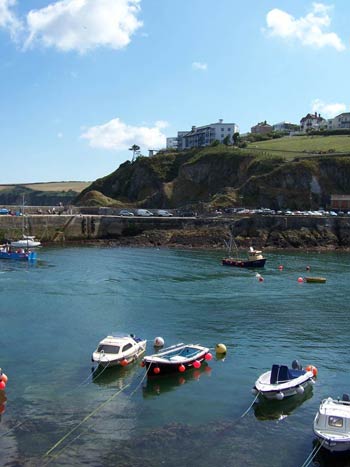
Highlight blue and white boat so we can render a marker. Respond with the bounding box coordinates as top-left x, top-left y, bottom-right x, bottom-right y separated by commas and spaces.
252, 361, 316, 400
142, 343, 211, 376
0, 245, 37, 261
